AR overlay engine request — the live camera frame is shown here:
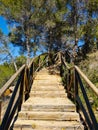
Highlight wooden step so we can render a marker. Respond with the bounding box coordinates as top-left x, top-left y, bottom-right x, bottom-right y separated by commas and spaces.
35, 75, 61, 79
34, 76, 60, 79
13, 120, 84, 130
30, 90, 67, 97
18, 111, 79, 121
21, 97, 76, 112
13, 68, 84, 130
21, 104, 75, 112
35, 77, 61, 80
33, 82, 62, 86
31, 86, 64, 91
